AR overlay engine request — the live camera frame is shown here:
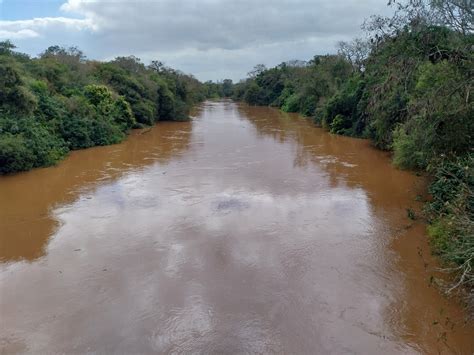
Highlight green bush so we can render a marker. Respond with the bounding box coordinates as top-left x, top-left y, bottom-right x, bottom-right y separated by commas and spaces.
392, 121, 432, 170
60, 93, 126, 149
84, 84, 113, 106
89, 118, 124, 146
30, 80, 66, 124
21, 119, 68, 166
0, 58, 37, 115
112, 96, 135, 131
156, 83, 175, 120
61, 114, 94, 149
132, 100, 155, 125
0, 133, 34, 174
273, 87, 292, 108
321, 76, 366, 135
427, 156, 473, 216
281, 93, 300, 113
0, 116, 67, 173
426, 155, 473, 297
299, 95, 317, 116
330, 114, 352, 134
244, 82, 263, 105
